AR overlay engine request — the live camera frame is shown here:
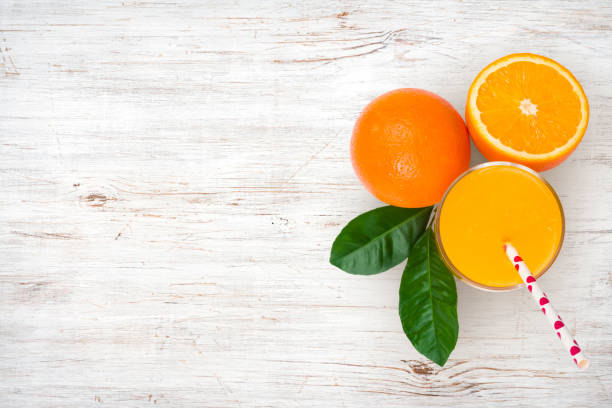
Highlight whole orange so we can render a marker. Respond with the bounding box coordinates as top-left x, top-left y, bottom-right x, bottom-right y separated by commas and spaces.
351, 89, 470, 208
